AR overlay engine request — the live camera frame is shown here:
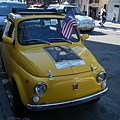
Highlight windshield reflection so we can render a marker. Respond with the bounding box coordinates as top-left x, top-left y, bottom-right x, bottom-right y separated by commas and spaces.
64, 7, 84, 15
18, 18, 80, 45
0, 3, 26, 16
